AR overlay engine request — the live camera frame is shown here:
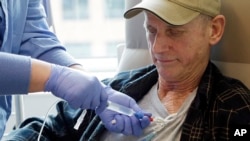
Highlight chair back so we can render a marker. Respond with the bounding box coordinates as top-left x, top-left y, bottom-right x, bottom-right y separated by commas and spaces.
211, 0, 250, 88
